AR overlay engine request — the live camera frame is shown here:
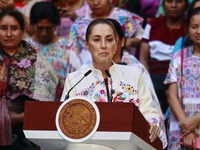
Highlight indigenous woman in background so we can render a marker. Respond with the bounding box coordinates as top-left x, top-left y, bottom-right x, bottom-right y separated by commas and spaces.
52, 0, 91, 39
0, 9, 58, 150
27, 2, 81, 100
173, 0, 200, 54
69, 0, 143, 65
61, 18, 167, 148
107, 18, 167, 148
139, 0, 187, 114
164, 7, 200, 149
